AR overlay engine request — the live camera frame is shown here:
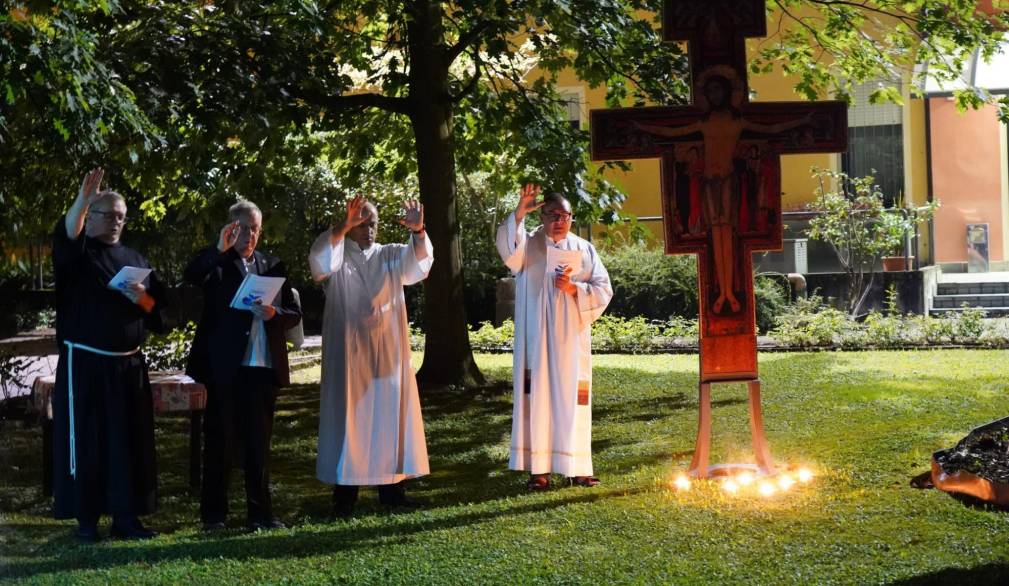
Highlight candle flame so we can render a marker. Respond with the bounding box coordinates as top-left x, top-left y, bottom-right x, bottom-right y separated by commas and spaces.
673, 475, 691, 491
797, 468, 814, 483
758, 481, 776, 497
